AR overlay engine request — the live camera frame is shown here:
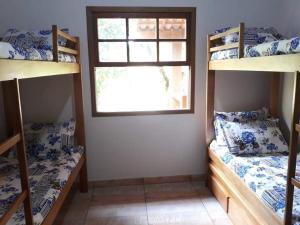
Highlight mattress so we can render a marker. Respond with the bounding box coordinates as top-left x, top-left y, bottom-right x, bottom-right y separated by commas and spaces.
210, 140, 300, 224
0, 146, 84, 225
0, 41, 76, 63
211, 36, 300, 60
